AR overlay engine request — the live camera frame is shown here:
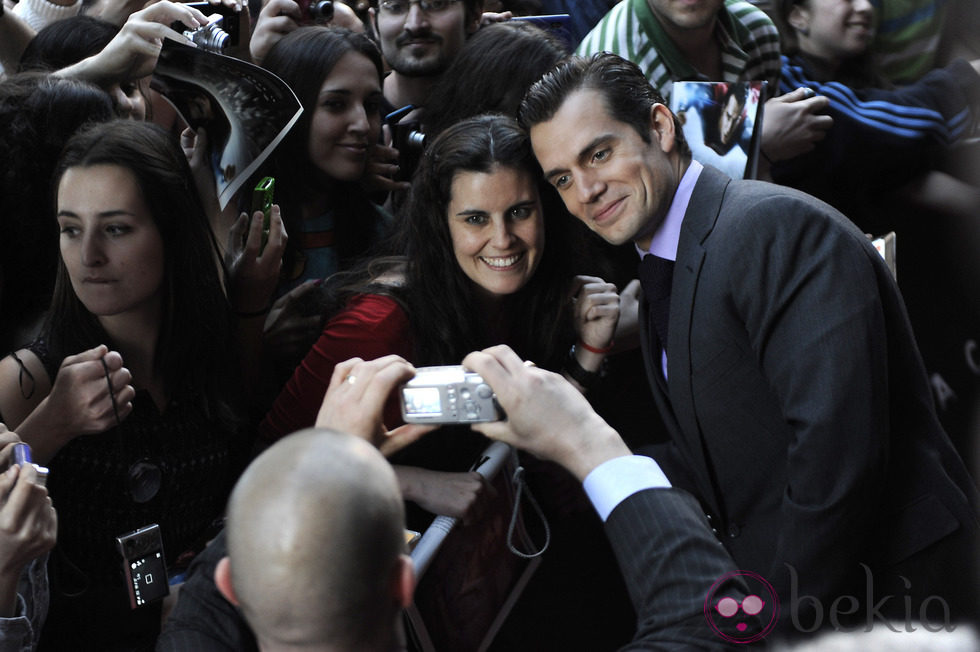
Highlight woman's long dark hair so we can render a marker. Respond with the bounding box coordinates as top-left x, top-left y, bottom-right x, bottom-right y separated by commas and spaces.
261, 26, 388, 272
45, 120, 239, 423
0, 73, 113, 352
398, 114, 580, 368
